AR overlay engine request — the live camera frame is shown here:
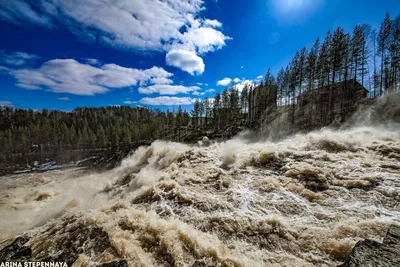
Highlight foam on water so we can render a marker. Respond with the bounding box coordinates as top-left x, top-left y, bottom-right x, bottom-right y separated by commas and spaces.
0, 125, 399, 266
